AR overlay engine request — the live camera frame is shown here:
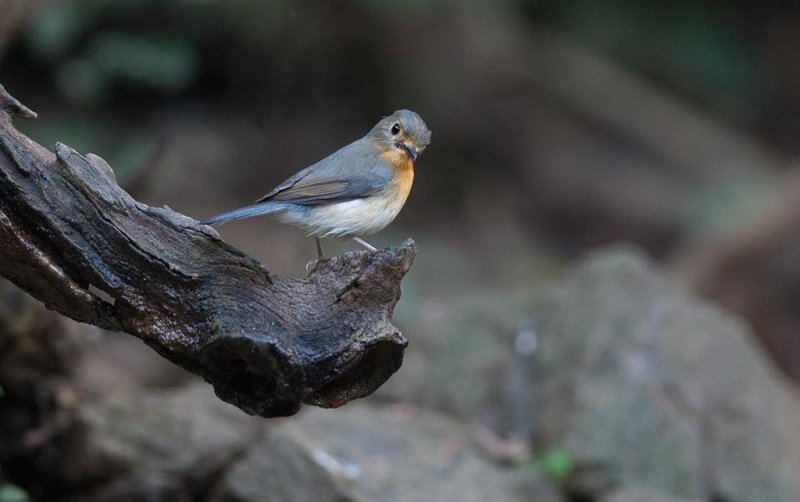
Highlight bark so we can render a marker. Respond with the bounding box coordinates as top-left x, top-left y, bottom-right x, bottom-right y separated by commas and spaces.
0, 83, 413, 417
